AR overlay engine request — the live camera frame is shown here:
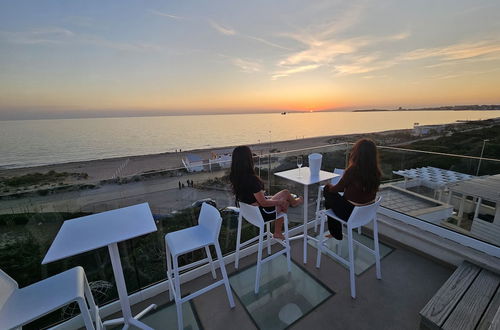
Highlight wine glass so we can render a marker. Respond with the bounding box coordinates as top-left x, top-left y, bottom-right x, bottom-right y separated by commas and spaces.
297, 156, 303, 177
